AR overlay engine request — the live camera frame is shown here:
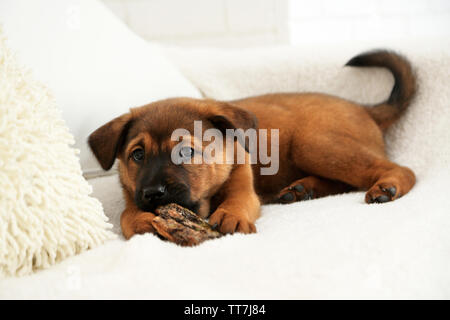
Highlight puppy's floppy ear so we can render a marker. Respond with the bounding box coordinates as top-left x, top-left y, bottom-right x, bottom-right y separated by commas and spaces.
88, 113, 133, 170
208, 102, 258, 132
207, 102, 258, 152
